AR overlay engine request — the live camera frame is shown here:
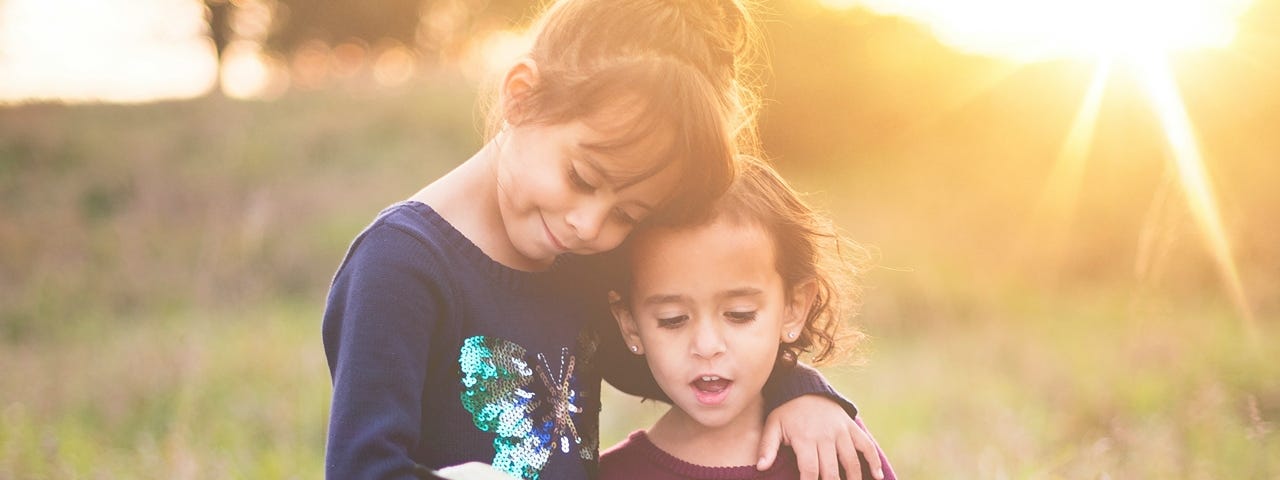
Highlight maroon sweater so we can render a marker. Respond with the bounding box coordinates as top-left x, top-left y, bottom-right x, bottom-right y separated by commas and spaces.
599, 423, 897, 480
599, 431, 801, 480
